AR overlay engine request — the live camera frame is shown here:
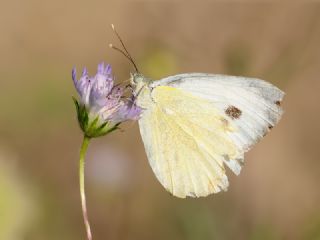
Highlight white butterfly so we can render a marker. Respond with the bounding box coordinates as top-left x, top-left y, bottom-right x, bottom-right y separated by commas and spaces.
131, 73, 284, 198
109, 25, 284, 198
